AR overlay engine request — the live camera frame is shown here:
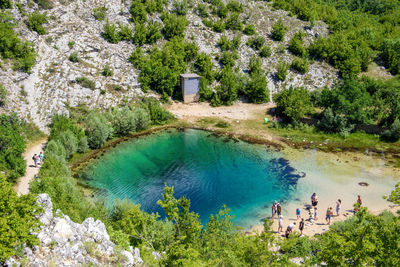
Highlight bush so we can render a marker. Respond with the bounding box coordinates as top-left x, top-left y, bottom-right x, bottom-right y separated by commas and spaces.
218, 51, 238, 67
173, 0, 188, 16
33, 0, 53, 9
381, 38, 400, 75
231, 34, 241, 50
213, 67, 239, 106
130, 0, 147, 23
271, 19, 286, 41
102, 64, 113, 77
199, 77, 213, 101
0, 174, 42, 262
381, 119, 400, 142
0, 84, 7, 106
276, 61, 289, 81
109, 107, 138, 136
133, 107, 151, 130
217, 35, 230, 51
0, 0, 12, 9
216, 3, 228, 18
77, 136, 89, 153
133, 23, 147, 46
243, 24, 256, 35
141, 97, 175, 125
288, 31, 307, 57
27, 12, 48, 35
118, 24, 132, 41
196, 3, 208, 18
212, 20, 225, 32
93, 6, 107, 21
195, 52, 215, 82
161, 13, 188, 39
246, 56, 269, 103
290, 57, 309, 74
259, 45, 272, 57
85, 112, 113, 149
67, 41, 75, 49
103, 20, 120, 43
225, 12, 243, 31
273, 86, 312, 122
317, 107, 354, 136
146, 22, 162, 44
248, 35, 265, 51
227, 0, 243, 13
76, 77, 95, 90
68, 52, 79, 62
